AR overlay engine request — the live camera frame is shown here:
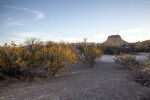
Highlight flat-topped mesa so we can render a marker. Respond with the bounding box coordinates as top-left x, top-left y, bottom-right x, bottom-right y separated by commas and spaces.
103, 35, 128, 46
